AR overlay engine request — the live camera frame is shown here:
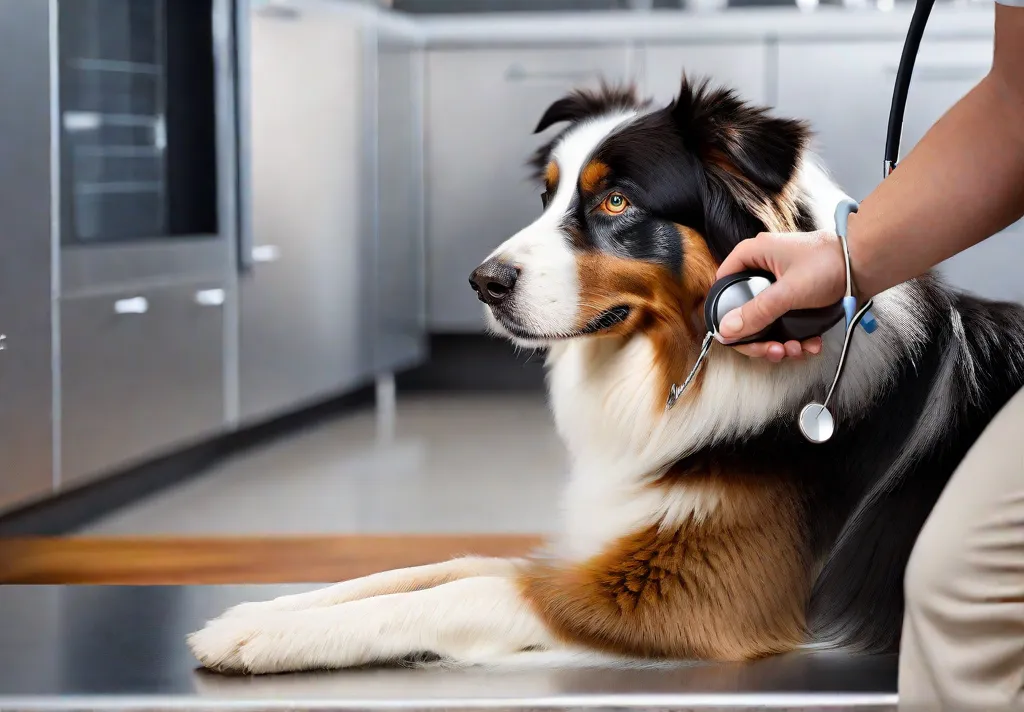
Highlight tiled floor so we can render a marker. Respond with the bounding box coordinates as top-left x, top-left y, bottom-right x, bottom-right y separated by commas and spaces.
81, 393, 567, 536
